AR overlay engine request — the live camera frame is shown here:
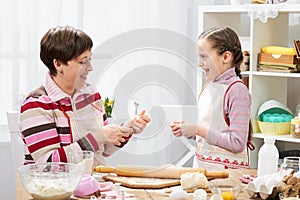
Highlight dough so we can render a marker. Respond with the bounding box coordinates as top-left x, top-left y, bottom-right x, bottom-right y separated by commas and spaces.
180, 172, 208, 190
